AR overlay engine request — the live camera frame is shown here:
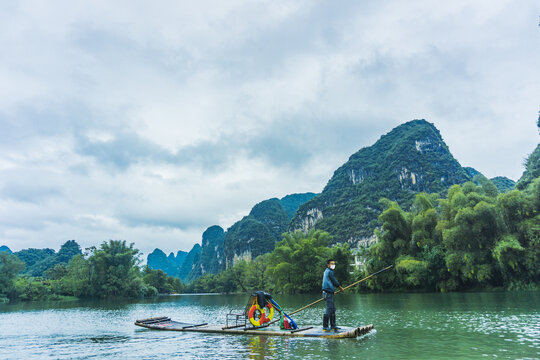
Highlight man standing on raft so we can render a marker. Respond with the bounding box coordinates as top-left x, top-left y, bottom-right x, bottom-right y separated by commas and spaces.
322, 259, 345, 331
